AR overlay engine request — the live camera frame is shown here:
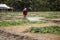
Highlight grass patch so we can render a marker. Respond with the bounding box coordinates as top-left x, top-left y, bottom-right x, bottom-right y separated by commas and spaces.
0, 12, 22, 16
45, 15, 60, 18
28, 26, 60, 34
0, 20, 46, 26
